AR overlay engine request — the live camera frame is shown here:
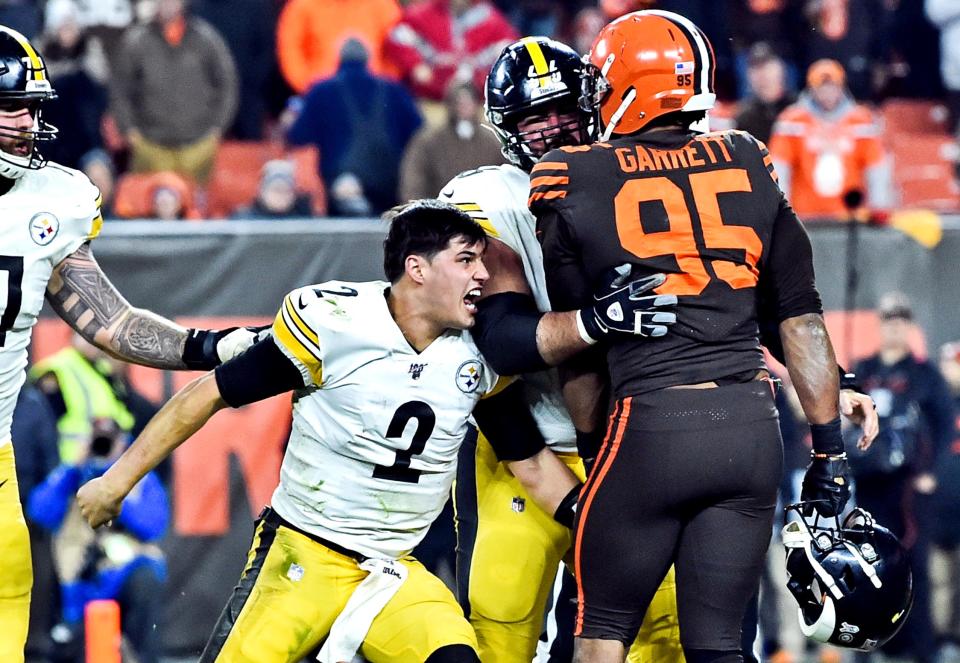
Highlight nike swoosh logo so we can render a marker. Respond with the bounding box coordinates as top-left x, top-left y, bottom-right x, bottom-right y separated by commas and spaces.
298, 294, 308, 310
0, 479, 7, 489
